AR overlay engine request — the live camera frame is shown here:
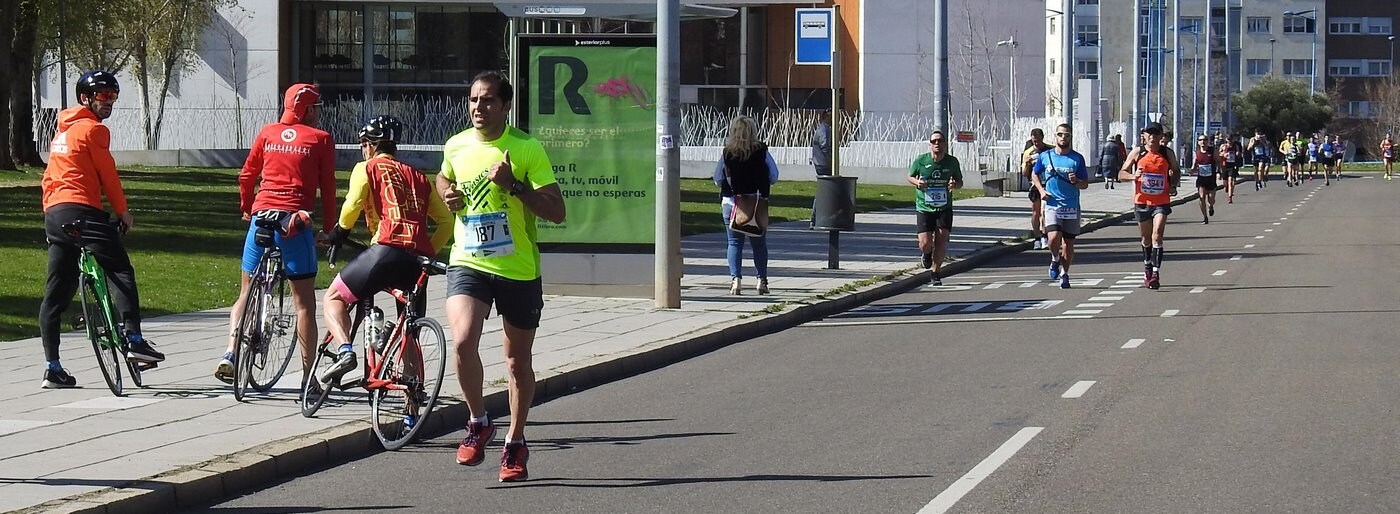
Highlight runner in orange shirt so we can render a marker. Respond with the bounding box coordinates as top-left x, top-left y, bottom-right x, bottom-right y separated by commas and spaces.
1118, 122, 1180, 290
